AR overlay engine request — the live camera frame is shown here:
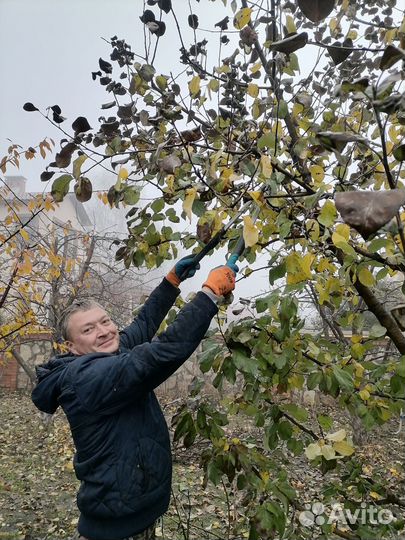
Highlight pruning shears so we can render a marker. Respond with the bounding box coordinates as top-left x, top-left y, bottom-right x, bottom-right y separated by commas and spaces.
178, 197, 262, 280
